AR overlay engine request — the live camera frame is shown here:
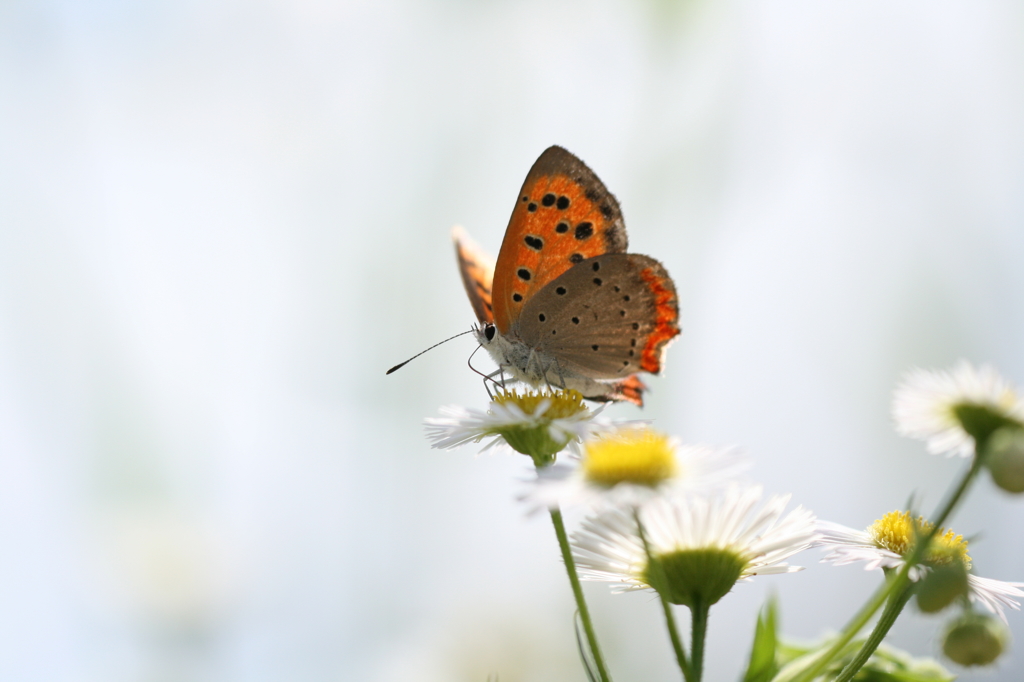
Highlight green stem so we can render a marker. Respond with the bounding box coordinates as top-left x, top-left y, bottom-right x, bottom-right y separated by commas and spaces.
549, 507, 612, 682
789, 579, 896, 682
926, 453, 984, 534
791, 454, 985, 682
660, 598, 691, 682
634, 509, 690, 681
690, 598, 709, 682
834, 585, 914, 682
